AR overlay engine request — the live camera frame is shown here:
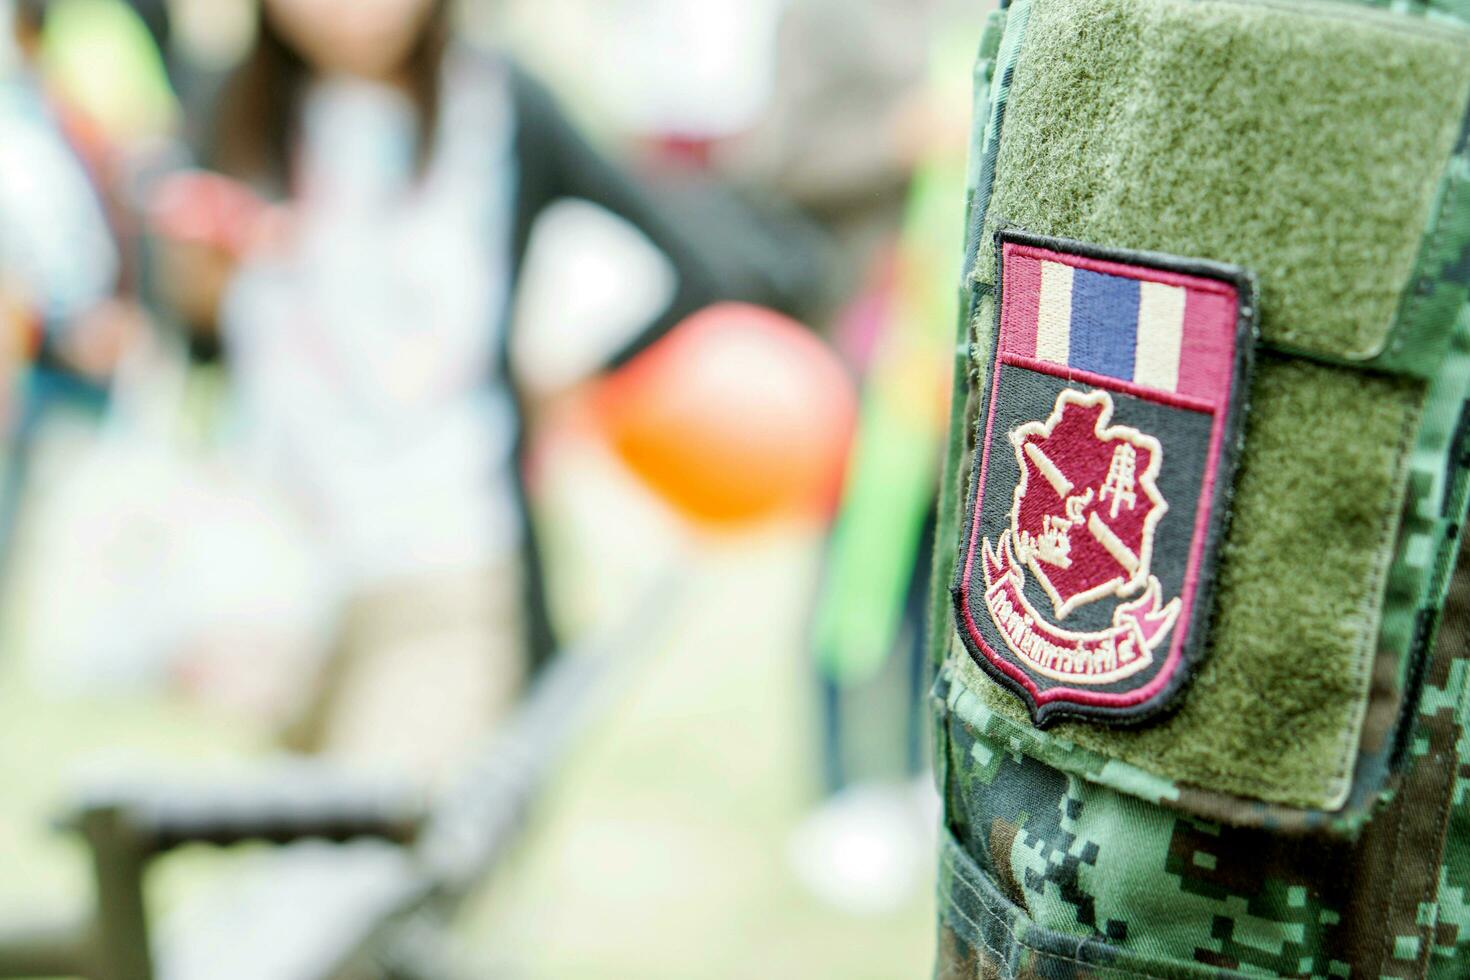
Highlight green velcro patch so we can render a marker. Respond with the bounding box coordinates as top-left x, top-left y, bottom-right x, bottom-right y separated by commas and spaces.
941, 0, 1470, 817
